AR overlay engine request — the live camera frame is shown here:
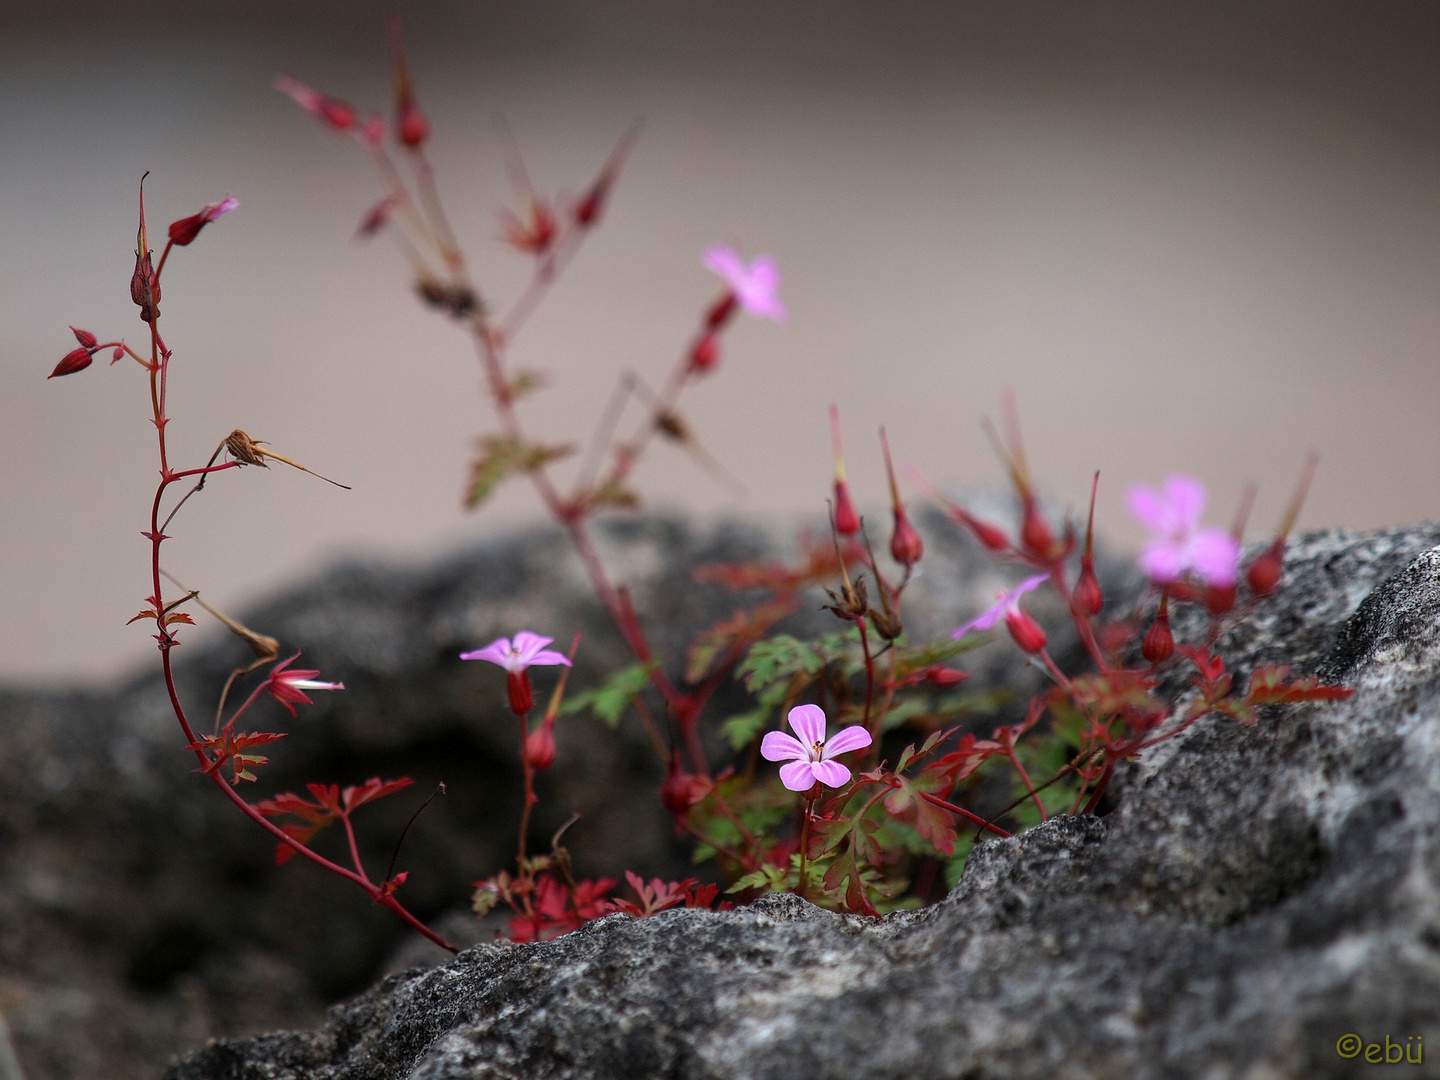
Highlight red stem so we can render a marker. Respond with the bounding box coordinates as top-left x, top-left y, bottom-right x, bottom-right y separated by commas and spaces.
918, 791, 1013, 839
